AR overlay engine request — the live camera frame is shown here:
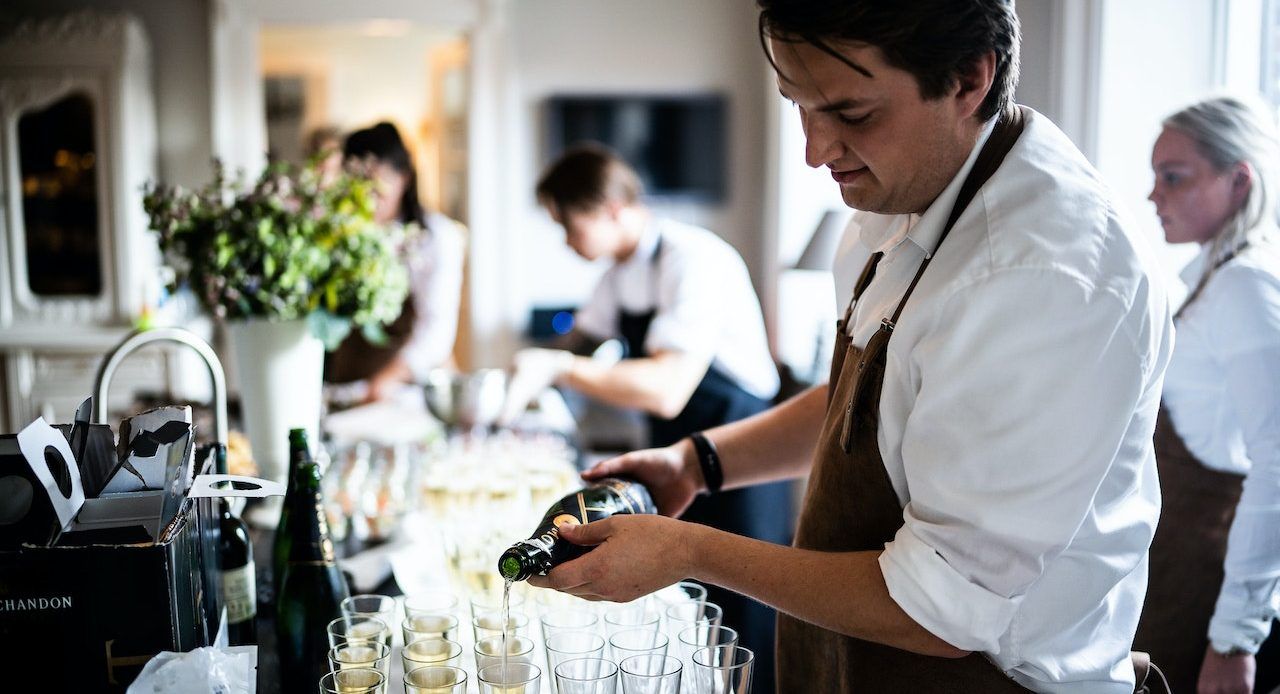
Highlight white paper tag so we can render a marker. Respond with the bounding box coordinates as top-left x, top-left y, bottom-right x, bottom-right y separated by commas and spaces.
16, 417, 85, 530
186, 474, 285, 499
